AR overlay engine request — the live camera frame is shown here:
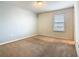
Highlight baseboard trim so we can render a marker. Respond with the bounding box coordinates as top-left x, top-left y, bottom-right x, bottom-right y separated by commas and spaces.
0, 34, 37, 45
39, 34, 74, 41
